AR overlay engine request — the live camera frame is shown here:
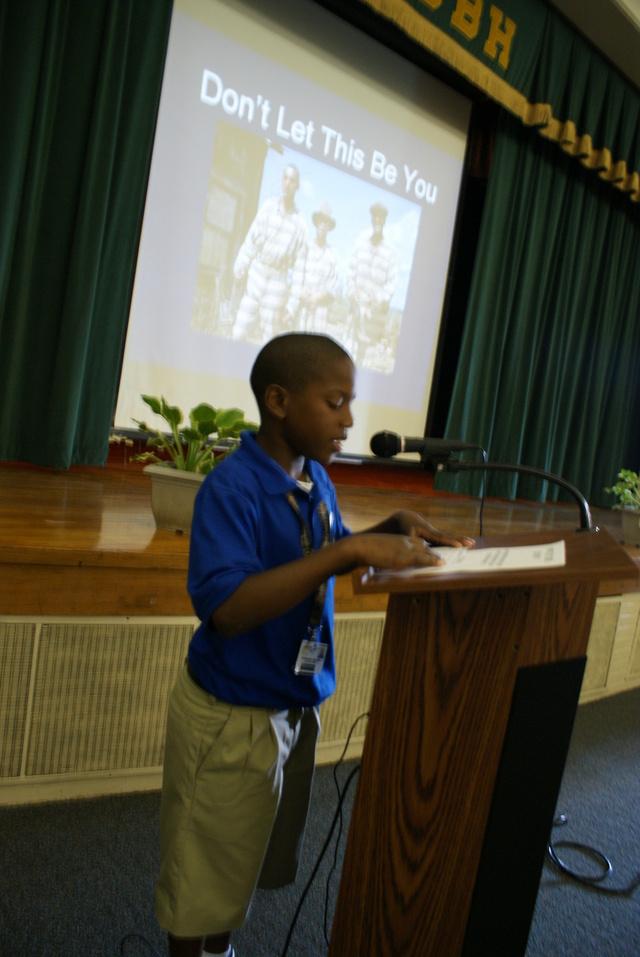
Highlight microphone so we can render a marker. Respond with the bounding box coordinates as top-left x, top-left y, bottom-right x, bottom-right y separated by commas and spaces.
369, 431, 592, 531
370, 430, 481, 459
438, 459, 593, 532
